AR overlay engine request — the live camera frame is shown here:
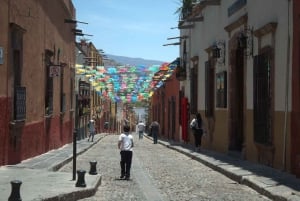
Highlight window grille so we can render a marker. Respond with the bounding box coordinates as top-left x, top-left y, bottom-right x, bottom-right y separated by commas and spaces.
253, 52, 272, 145
14, 86, 26, 120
